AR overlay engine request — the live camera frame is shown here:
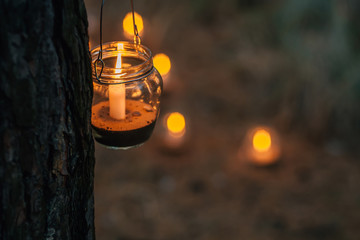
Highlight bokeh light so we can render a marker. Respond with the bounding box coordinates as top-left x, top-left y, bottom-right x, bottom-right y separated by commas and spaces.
123, 12, 144, 37
252, 129, 271, 152
154, 53, 171, 76
166, 112, 185, 135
